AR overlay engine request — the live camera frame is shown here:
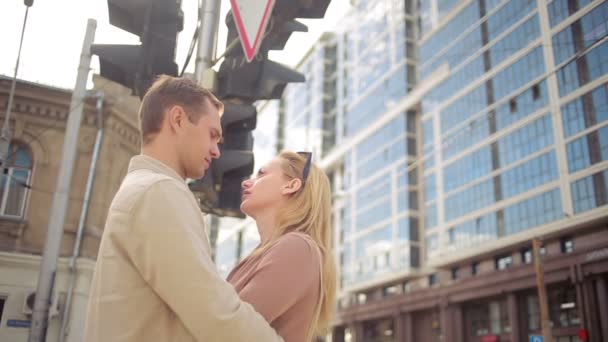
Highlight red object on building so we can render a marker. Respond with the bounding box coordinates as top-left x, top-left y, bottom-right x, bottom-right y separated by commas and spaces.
578, 328, 588, 341
482, 336, 498, 342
